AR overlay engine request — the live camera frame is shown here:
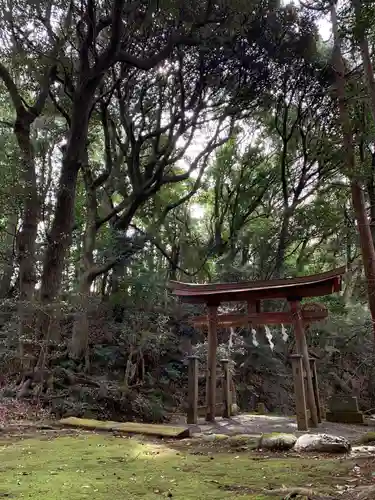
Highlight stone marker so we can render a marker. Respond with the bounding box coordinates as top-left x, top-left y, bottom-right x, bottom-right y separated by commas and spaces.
256, 402, 266, 414
294, 433, 351, 454
329, 395, 359, 412
326, 396, 364, 424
